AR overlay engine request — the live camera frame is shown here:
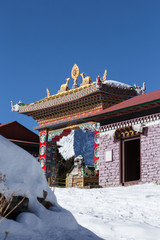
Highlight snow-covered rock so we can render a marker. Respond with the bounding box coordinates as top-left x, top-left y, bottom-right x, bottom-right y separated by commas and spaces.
0, 135, 56, 208
0, 135, 102, 240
